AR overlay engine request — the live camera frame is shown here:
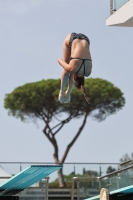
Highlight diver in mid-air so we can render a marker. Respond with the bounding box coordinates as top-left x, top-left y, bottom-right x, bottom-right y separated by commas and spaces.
58, 32, 92, 104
